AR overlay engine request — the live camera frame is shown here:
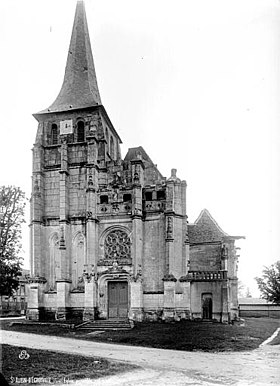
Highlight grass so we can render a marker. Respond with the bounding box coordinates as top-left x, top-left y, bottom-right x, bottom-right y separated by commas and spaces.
2, 317, 280, 352
87, 318, 280, 352
1, 344, 137, 385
